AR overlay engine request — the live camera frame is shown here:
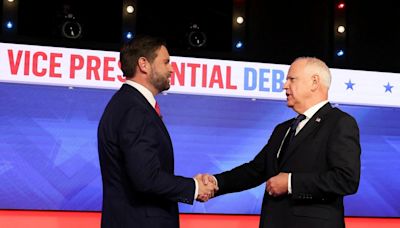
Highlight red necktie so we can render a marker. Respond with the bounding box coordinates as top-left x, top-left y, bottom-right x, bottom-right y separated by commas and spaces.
155, 102, 162, 117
